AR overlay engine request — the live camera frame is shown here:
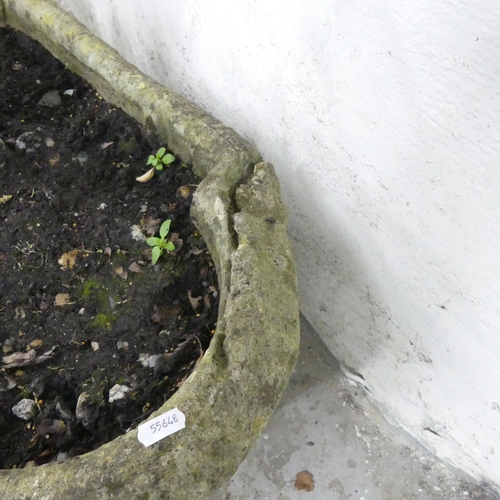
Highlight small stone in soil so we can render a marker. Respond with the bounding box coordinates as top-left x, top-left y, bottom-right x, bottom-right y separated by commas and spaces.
108, 384, 131, 403
138, 353, 162, 369
38, 90, 62, 107
12, 399, 38, 420
76, 151, 88, 164
75, 391, 104, 429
